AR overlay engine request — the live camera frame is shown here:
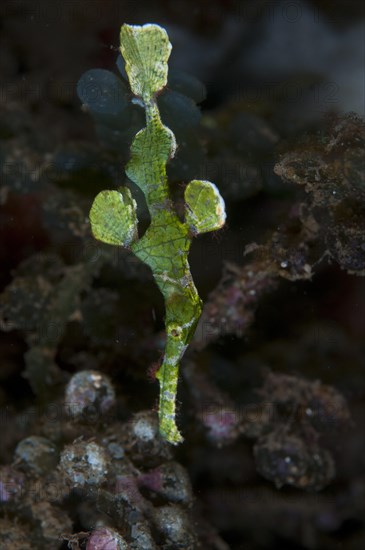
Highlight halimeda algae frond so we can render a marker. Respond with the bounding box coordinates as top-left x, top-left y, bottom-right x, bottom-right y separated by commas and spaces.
89, 23, 226, 444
